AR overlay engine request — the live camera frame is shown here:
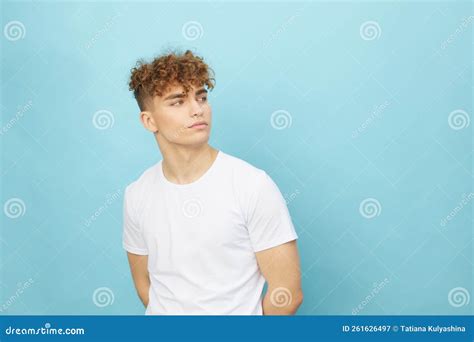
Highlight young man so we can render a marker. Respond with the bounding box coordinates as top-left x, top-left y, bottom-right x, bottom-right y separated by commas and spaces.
124, 50, 303, 315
